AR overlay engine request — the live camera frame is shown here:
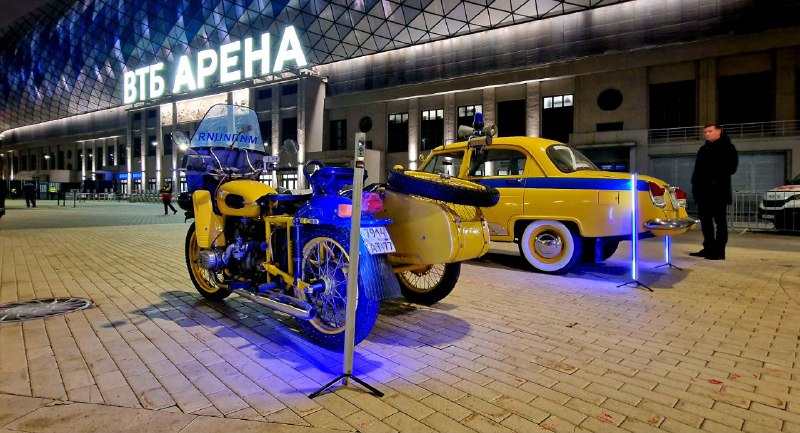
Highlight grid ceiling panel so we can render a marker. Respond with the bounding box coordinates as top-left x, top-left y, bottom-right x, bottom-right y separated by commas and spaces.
0, 0, 630, 131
